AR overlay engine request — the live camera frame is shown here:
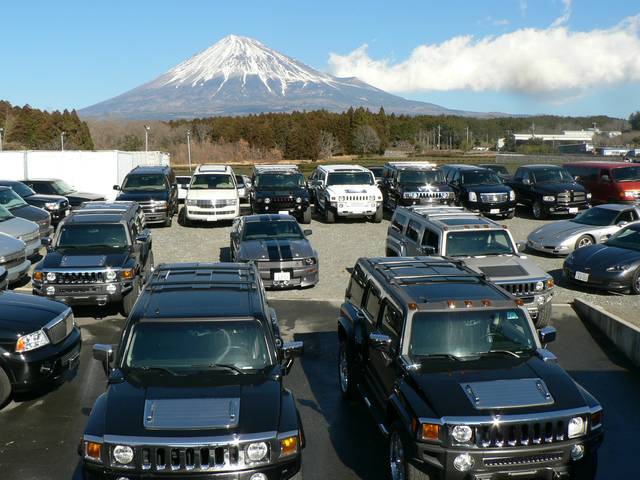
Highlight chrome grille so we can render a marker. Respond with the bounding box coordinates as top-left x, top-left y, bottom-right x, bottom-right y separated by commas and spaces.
192, 199, 236, 208
474, 419, 567, 448
270, 195, 296, 204
484, 452, 563, 467
480, 192, 508, 203
341, 195, 369, 202
256, 259, 306, 269
19, 230, 40, 243
557, 190, 586, 205
497, 282, 536, 296
138, 445, 239, 472
45, 312, 74, 344
0, 250, 26, 269
52, 271, 106, 284
417, 191, 452, 199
